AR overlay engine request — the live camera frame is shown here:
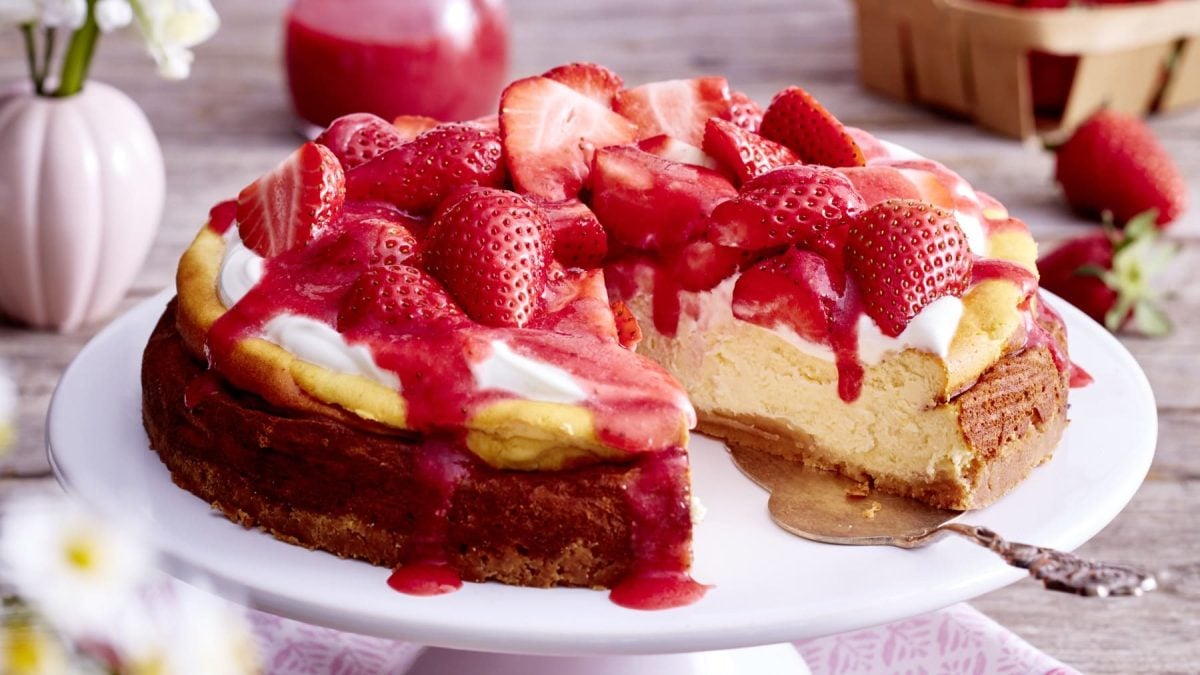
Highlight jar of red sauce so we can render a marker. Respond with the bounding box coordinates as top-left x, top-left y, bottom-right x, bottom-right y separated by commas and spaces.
285, 0, 509, 132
